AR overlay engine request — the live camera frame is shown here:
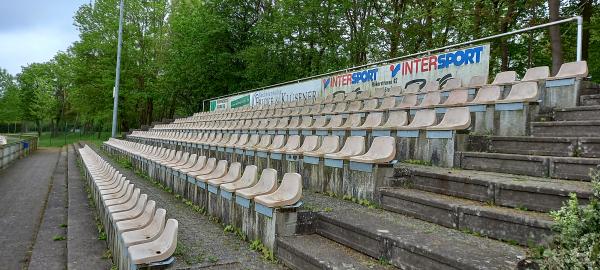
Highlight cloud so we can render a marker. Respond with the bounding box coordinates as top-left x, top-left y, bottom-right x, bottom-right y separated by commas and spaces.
0, 0, 87, 75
